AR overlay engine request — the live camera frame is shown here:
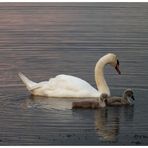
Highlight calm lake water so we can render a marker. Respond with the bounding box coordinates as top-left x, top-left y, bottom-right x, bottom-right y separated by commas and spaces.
0, 3, 148, 145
